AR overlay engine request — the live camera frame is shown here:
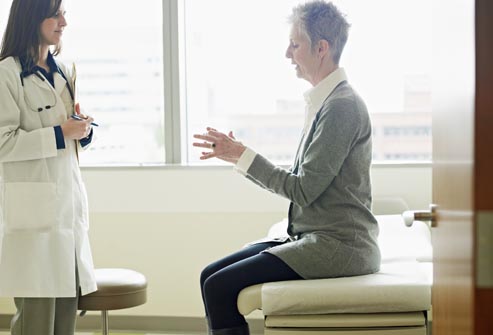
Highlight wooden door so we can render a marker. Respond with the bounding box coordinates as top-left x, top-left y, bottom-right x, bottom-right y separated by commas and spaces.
432, 0, 493, 334
474, 0, 493, 333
